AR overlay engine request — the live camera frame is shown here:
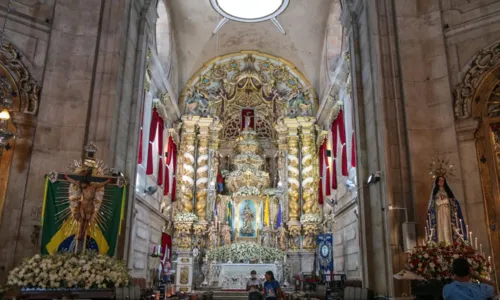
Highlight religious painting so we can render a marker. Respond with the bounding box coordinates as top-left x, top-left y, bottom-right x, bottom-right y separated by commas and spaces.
234, 196, 261, 242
